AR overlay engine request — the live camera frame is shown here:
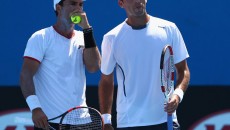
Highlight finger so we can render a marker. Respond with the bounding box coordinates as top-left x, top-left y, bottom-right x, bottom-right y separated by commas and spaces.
167, 108, 175, 114
168, 97, 177, 104
72, 11, 85, 16
33, 120, 39, 128
164, 102, 177, 114
40, 116, 49, 130
36, 120, 43, 128
43, 120, 50, 130
33, 116, 46, 129
164, 102, 173, 110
